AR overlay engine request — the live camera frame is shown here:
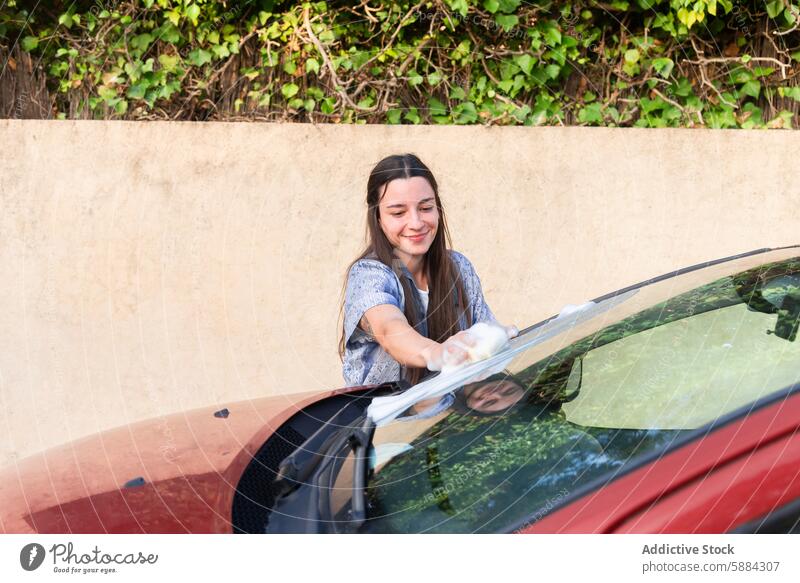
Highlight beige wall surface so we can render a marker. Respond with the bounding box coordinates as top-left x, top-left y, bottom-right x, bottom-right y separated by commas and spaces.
0, 120, 798, 467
